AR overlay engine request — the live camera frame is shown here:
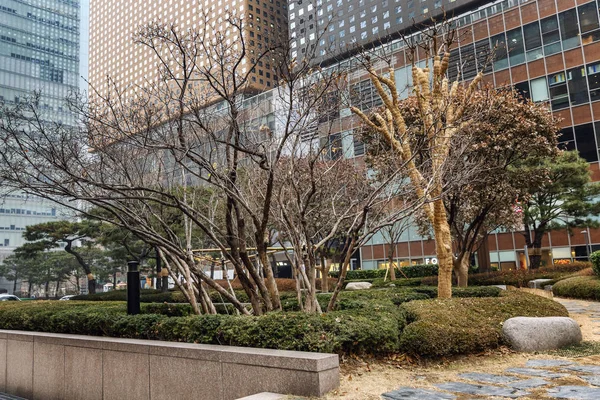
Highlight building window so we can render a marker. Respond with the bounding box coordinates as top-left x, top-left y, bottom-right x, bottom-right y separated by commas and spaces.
541, 15, 561, 55
530, 77, 549, 102
491, 33, 508, 71
548, 72, 569, 111
575, 124, 598, 162
558, 127, 576, 151
523, 22, 543, 61
588, 62, 600, 101
567, 66, 589, 106
506, 28, 525, 66
559, 9, 580, 50
579, 2, 600, 44
514, 81, 530, 100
